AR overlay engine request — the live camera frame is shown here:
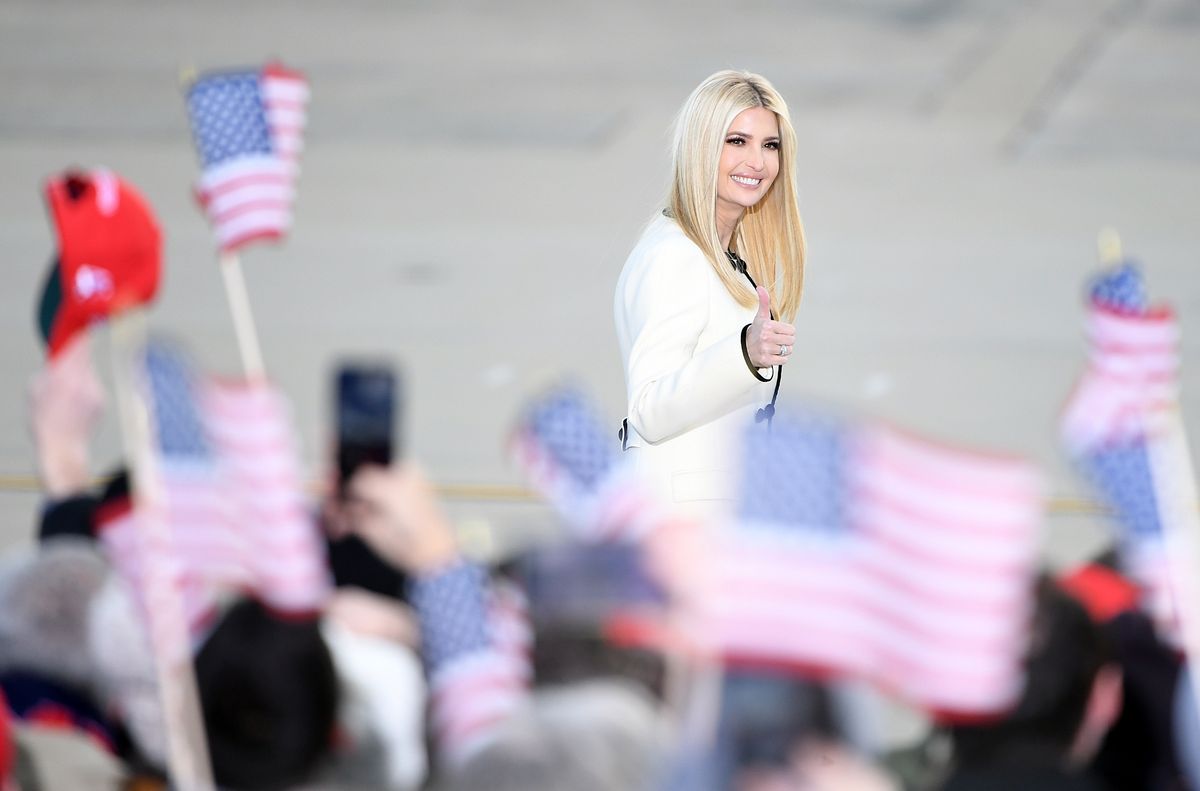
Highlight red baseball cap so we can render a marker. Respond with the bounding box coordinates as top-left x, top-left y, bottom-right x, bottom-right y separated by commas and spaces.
38, 168, 162, 357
